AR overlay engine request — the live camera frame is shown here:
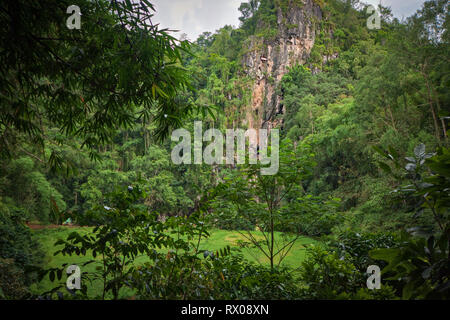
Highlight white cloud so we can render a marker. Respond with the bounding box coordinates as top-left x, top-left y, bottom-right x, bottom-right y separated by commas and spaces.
151, 0, 242, 41
362, 0, 427, 19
